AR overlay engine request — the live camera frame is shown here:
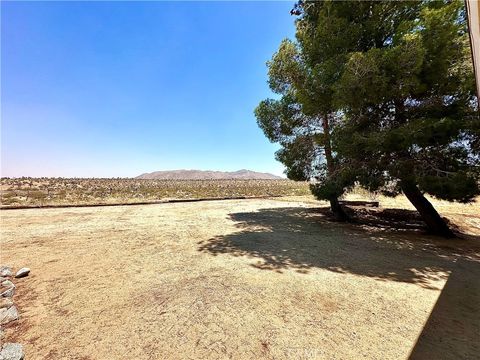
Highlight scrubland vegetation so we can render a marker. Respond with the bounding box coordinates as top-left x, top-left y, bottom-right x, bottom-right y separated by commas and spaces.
0, 178, 310, 207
